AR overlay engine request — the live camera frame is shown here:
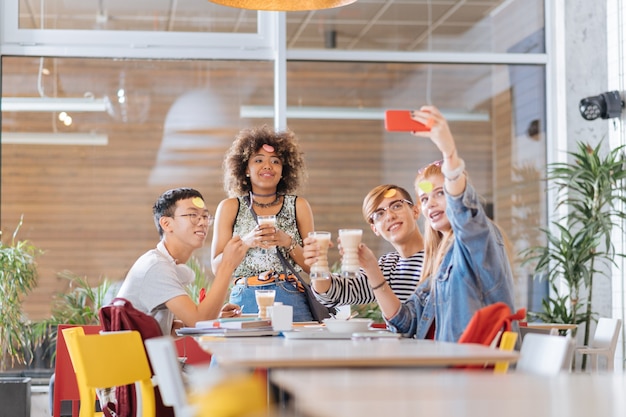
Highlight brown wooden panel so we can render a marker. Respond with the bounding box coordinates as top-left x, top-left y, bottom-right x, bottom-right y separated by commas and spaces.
1, 57, 528, 320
